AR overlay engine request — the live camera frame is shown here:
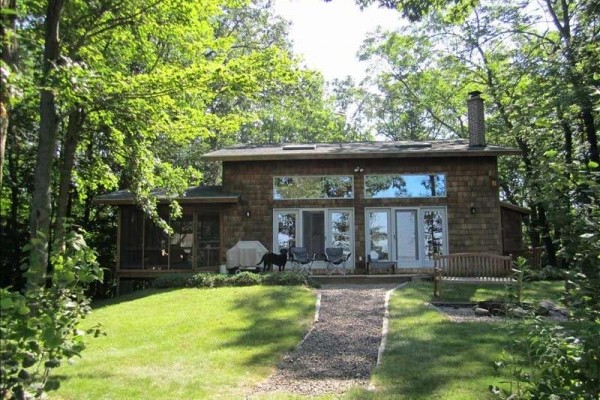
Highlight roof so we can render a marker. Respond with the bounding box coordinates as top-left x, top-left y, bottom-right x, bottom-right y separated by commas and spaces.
93, 185, 240, 205
202, 140, 521, 162
500, 202, 531, 215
